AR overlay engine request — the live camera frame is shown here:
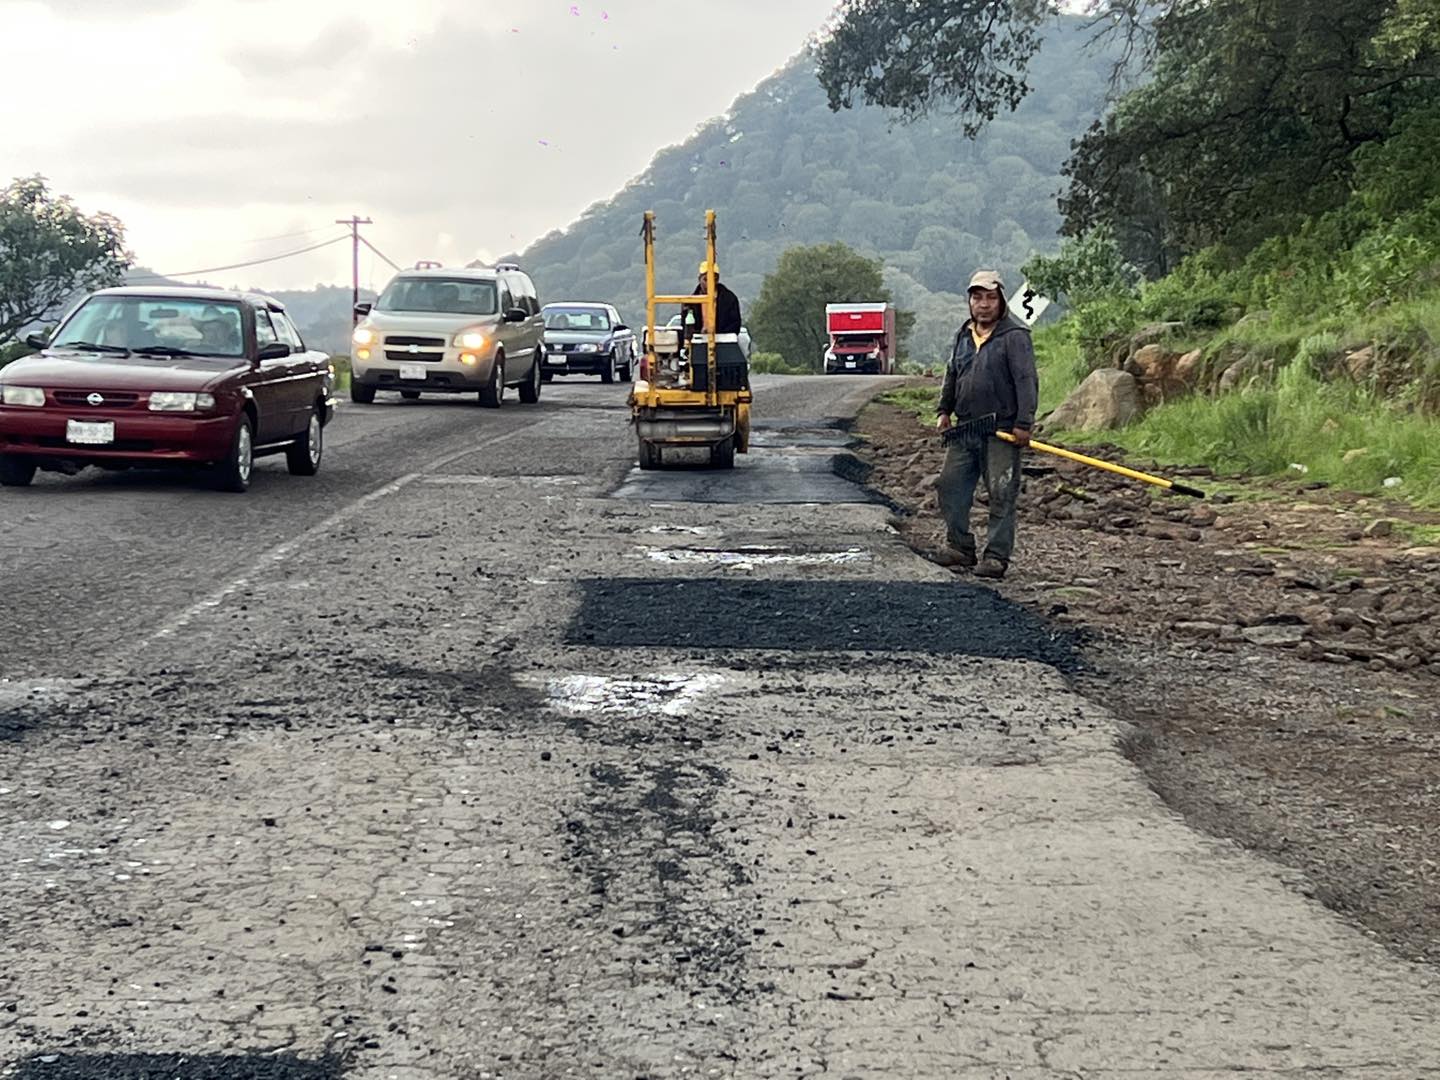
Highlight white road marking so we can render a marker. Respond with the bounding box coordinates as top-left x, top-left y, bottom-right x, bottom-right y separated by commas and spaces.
130, 427, 530, 655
